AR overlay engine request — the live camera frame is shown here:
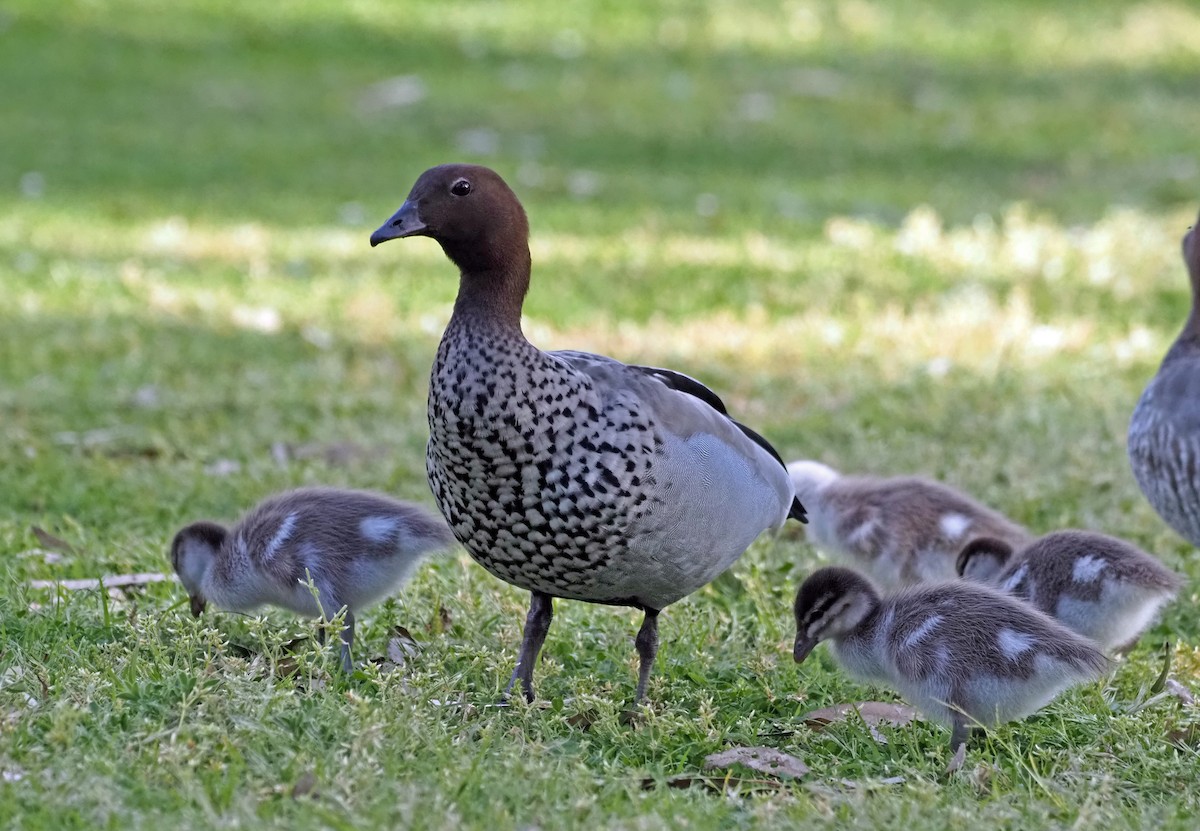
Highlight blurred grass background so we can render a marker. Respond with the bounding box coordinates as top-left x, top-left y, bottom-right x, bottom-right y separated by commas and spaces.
2, 1, 1200, 828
